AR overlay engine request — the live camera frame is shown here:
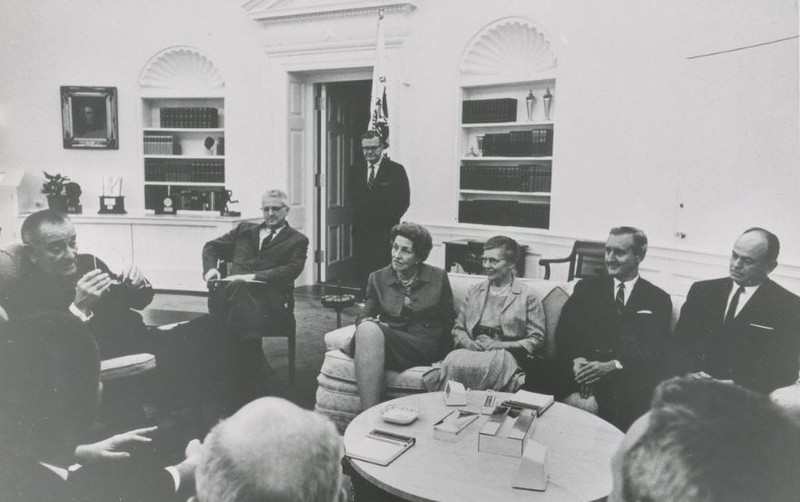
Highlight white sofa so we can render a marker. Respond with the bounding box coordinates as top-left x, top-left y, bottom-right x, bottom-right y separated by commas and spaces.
314, 274, 570, 431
